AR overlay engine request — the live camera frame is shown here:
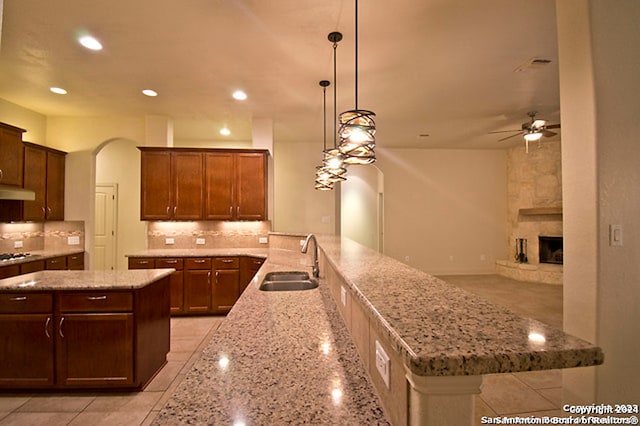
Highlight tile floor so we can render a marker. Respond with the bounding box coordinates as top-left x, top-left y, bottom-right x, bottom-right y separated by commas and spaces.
0, 275, 567, 425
